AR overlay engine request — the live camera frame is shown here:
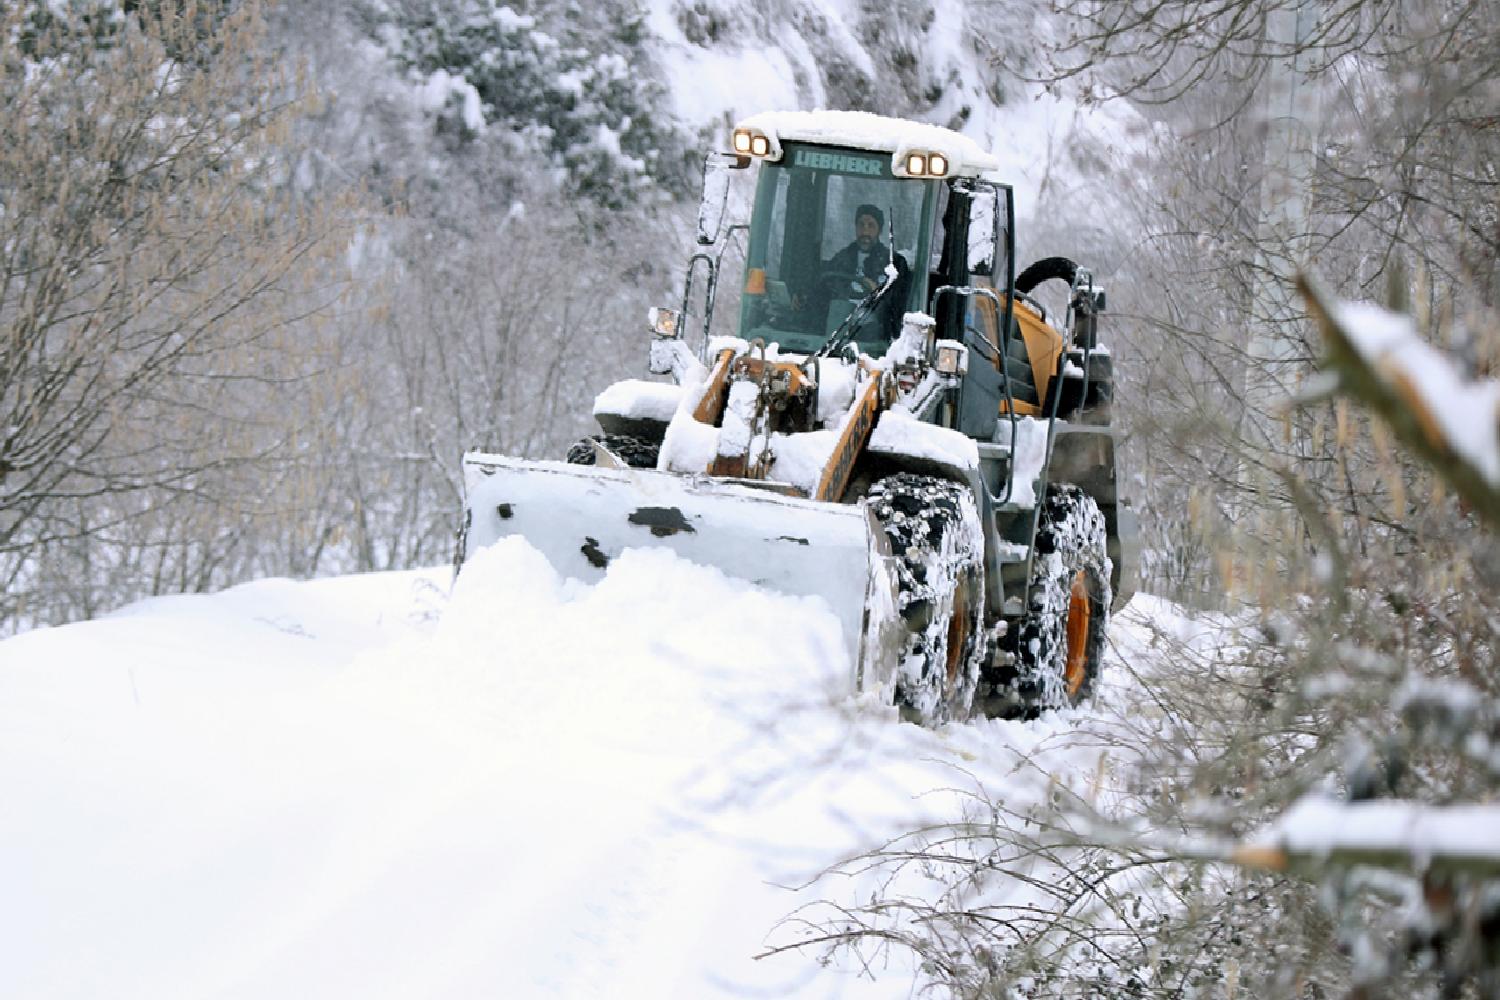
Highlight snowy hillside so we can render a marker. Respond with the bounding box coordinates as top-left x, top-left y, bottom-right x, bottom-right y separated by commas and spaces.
644, 0, 1144, 257
0, 542, 1181, 998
